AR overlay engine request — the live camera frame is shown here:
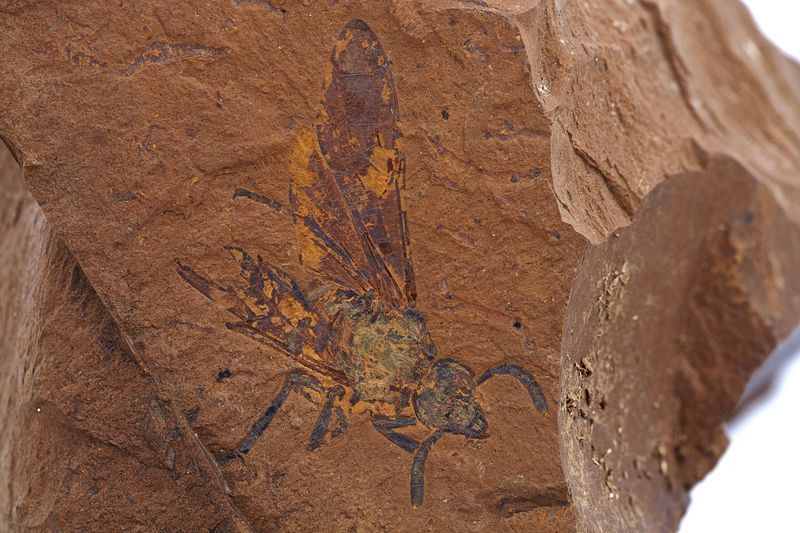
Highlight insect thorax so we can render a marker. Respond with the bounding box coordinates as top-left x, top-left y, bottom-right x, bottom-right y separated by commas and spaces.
333, 298, 435, 407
